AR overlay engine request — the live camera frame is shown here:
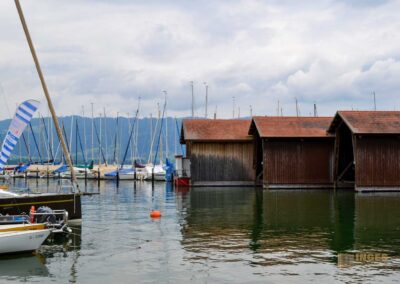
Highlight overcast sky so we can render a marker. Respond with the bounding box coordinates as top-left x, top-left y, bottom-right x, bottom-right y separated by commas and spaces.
0, 0, 399, 119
